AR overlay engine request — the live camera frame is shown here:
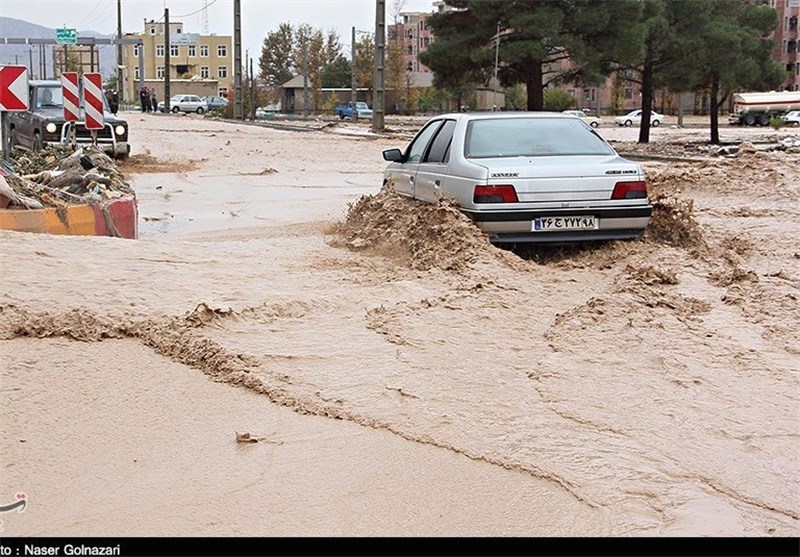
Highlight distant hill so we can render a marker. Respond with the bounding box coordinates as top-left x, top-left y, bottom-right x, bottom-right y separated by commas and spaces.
0, 16, 116, 80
